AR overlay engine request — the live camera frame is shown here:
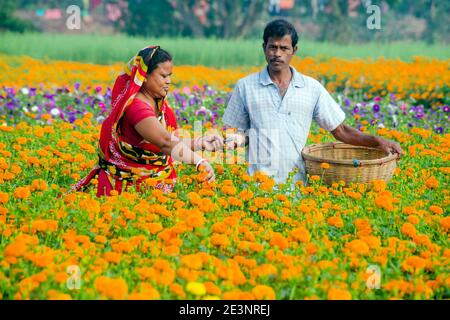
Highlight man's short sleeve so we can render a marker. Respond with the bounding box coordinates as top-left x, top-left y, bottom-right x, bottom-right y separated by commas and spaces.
223, 81, 250, 130
313, 83, 346, 132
